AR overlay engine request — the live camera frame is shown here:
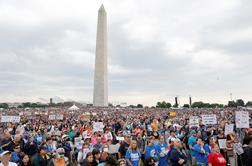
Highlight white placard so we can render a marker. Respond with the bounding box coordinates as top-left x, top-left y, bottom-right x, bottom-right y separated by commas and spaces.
93, 122, 104, 132
49, 115, 56, 120
92, 113, 97, 116
224, 124, 234, 136
1, 116, 20, 123
74, 137, 83, 149
201, 114, 217, 125
218, 139, 227, 149
108, 144, 120, 154
189, 116, 199, 128
56, 115, 64, 120
235, 111, 249, 128
116, 137, 125, 141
